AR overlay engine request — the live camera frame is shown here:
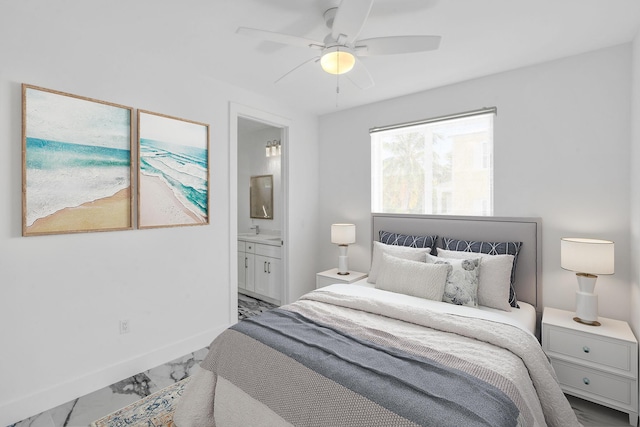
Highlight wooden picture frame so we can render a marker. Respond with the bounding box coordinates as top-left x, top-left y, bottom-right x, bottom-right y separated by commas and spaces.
22, 84, 133, 236
137, 110, 210, 229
